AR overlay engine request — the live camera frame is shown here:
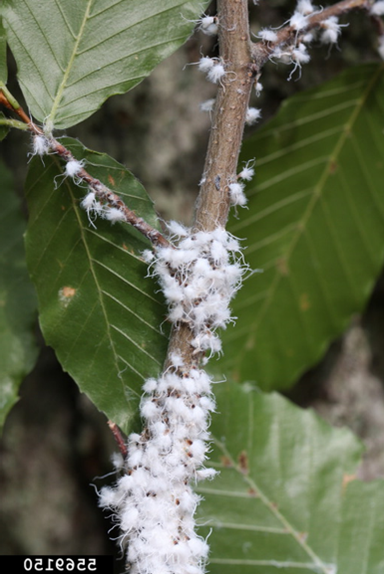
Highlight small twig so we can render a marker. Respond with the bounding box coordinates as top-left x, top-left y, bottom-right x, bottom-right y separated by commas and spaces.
0, 84, 23, 111
50, 140, 171, 248
0, 90, 171, 249
0, 90, 14, 112
251, 0, 373, 66
108, 420, 128, 458
194, 0, 253, 232
0, 117, 29, 130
